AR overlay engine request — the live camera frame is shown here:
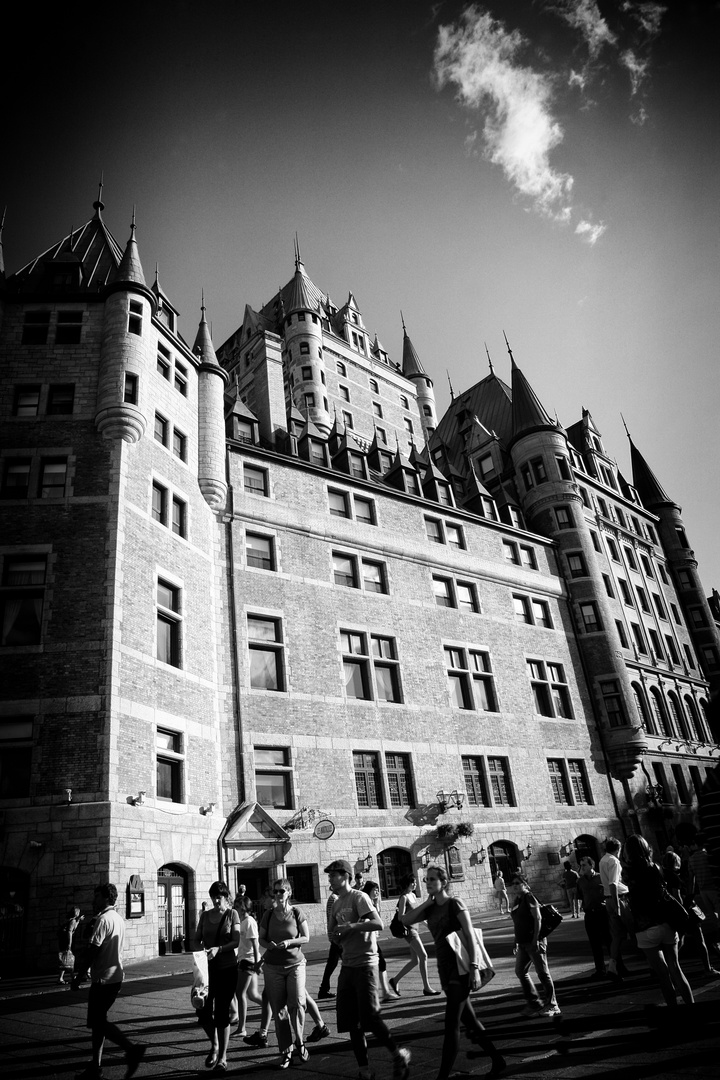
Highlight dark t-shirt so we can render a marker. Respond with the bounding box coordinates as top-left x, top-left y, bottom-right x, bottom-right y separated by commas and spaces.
510, 892, 541, 944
